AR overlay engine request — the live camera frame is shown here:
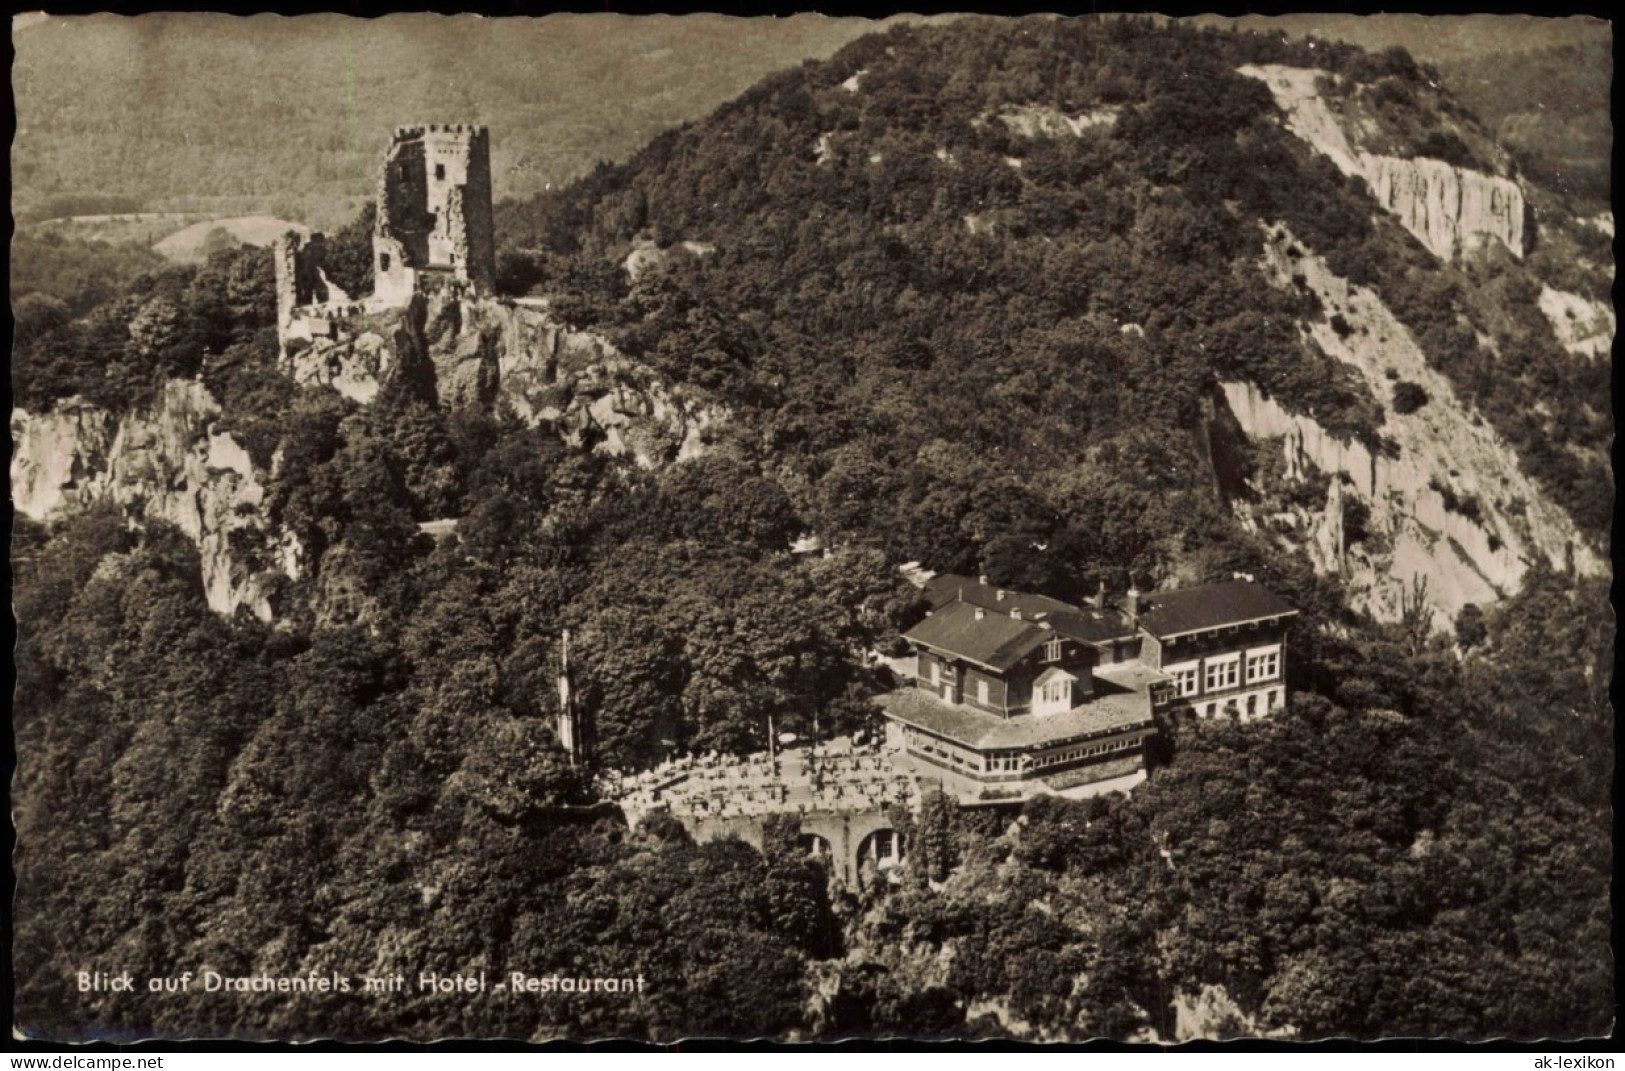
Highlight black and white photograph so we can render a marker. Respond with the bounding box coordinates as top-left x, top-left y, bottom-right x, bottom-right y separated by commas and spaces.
8, 10, 1614, 1047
